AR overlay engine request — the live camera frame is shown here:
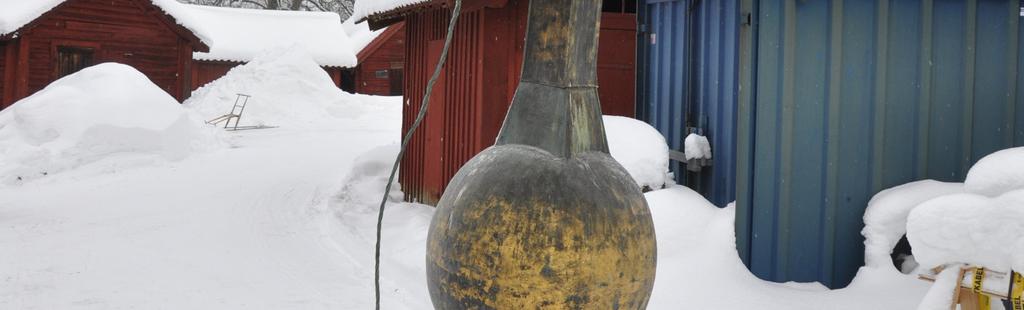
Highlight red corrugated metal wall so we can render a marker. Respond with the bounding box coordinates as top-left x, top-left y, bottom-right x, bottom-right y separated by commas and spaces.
402, 6, 490, 204
400, 0, 636, 204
